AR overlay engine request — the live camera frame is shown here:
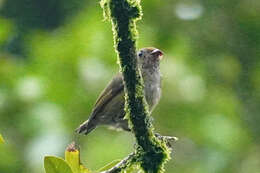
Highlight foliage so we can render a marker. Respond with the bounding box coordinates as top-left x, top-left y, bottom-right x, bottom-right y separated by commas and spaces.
0, 134, 4, 144
65, 142, 91, 173
44, 143, 92, 173
44, 156, 73, 173
44, 143, 141, 173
